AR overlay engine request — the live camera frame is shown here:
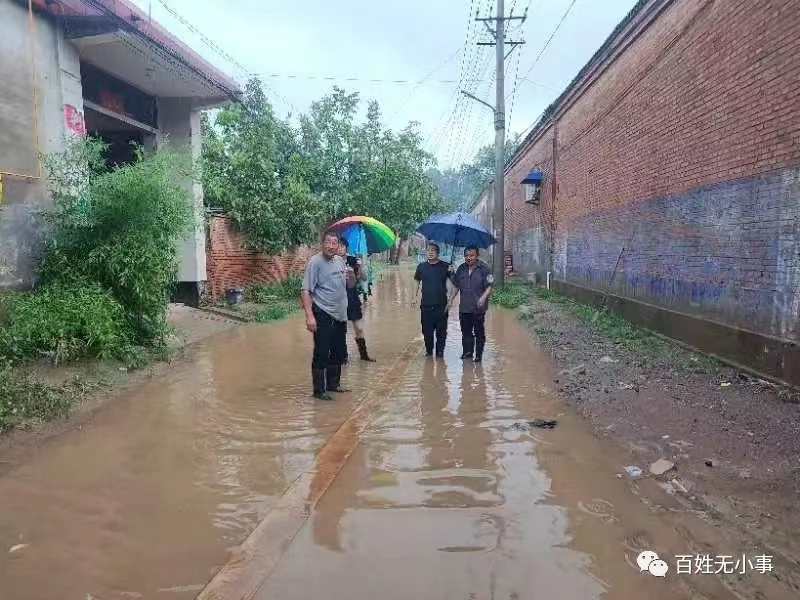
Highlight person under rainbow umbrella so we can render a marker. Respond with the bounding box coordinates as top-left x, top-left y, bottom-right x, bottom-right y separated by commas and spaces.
327, 216, 396, 364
